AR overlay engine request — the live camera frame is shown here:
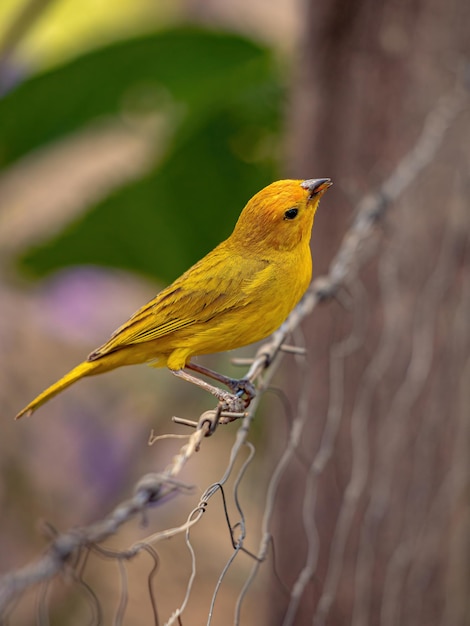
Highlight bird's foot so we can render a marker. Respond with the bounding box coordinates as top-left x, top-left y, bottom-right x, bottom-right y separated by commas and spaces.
185, 363, 256, 405
171, 367, 255, 418
216, 380, 256, 421
226, 377, 256, 404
